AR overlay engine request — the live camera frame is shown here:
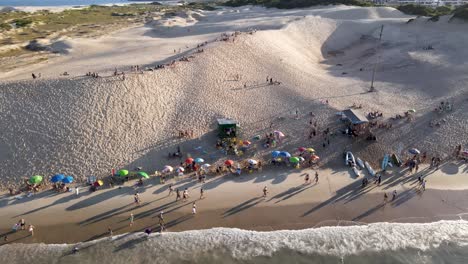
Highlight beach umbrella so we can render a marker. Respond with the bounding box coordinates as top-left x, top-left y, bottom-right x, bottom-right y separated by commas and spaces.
279, 151, 291, 158
462, 150, 468, 156
225, 160, 234, 166
248, 159, 258, 165
298, 147, 306, 152
243, 140, 251, 146
408, 109, 416, 113
195, 158, 204, 163
274, 130, 285, 137
94, 180, 104, 187
408, 148, 420, 155
253, 135, 261, 140
62, 176, 74, 184
51, 174, 65, 183
138, 172, 150, 179
299, 157, 305, 162
272, 150, 281, 158
162, 165, 173, 173
176, 167, 185, 173
311, 154, 320, 161
202, 164, 211, 169
185, 158, 194, 164
306, 148, 315, 153
29, 175, 43, 184
118, 170, 129, 177
289, 157, 300, 163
